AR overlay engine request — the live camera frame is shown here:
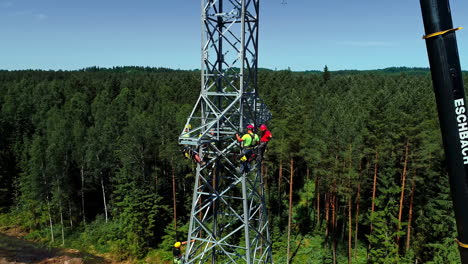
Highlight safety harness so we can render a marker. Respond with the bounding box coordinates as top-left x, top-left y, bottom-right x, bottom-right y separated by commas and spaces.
243, 132, 258, 149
